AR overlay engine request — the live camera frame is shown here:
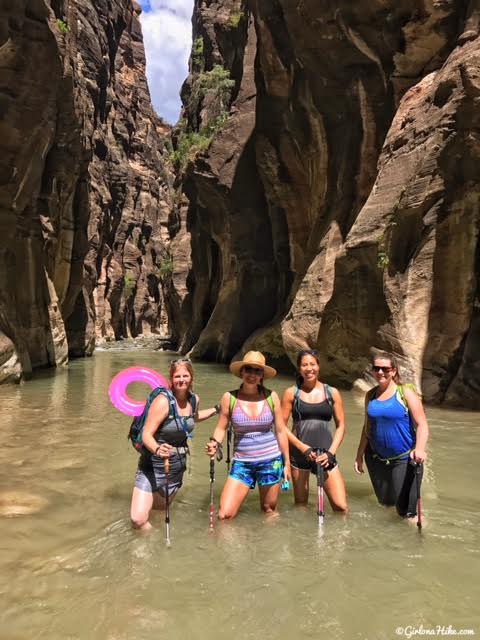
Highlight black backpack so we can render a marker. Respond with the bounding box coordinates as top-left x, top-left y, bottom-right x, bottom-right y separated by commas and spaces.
128, 387, 197, 452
